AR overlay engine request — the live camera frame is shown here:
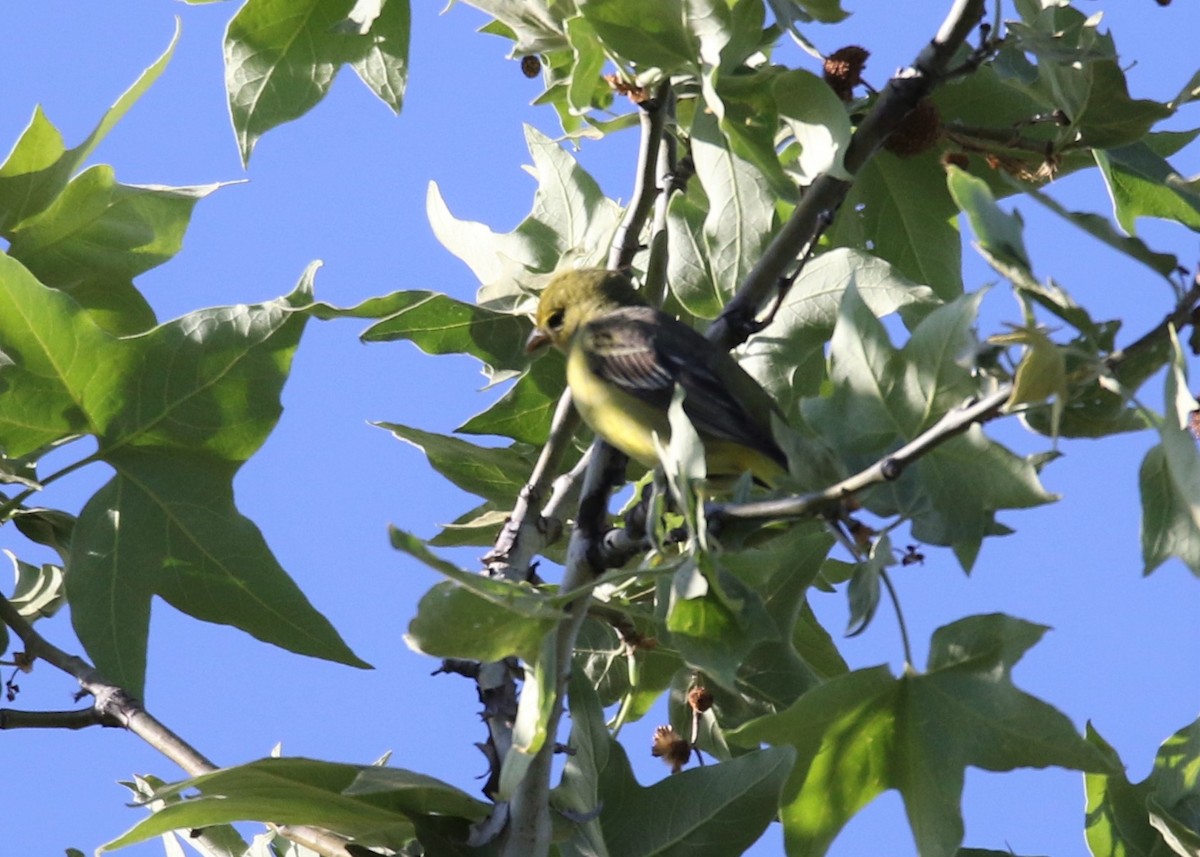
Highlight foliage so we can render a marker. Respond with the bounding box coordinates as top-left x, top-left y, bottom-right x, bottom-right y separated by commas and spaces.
1, 1, 1199, 857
